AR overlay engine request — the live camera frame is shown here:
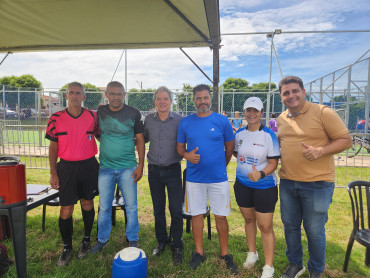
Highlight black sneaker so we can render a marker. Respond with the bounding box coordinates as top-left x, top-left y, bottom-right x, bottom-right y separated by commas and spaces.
129, 241, 139, 248
220, 254, 239, 275
282, 264, 306, 278
56, 248, 72, 267
309, 272, 322, 278
172, 247, 183, 265
189, 251, 206, 270
77, 241, 90, 259
90, 241, 108, 254
152, 243, 166, 256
